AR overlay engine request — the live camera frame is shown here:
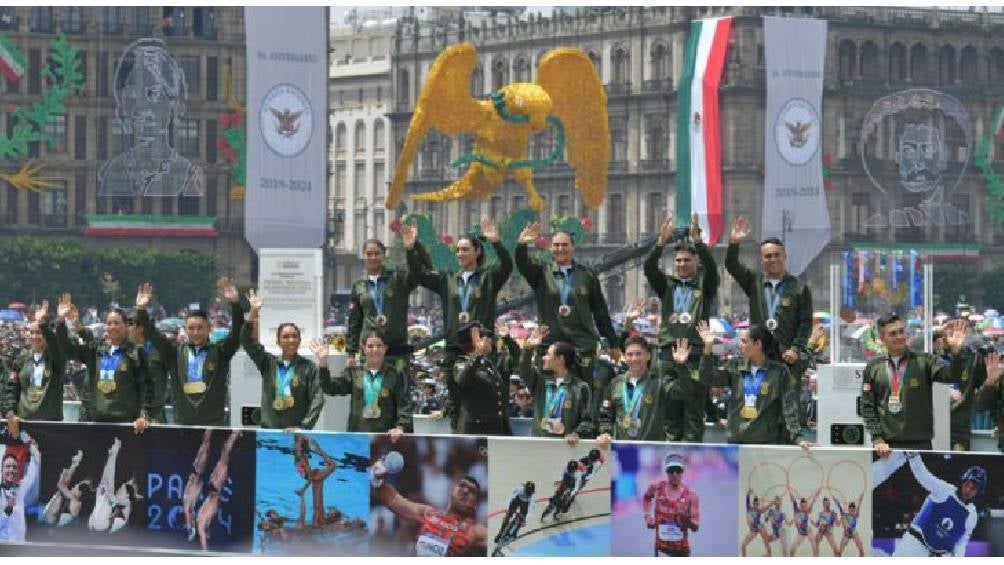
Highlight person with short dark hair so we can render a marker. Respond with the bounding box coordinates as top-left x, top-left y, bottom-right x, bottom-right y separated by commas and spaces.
518, 326, 594, 443
515, 222, 621, 387
320, 332, 412, 438
3, 301, 65, 435
698, 322, 807, 446
452, 322, 511, 436
726, 216, 813, 376
404, 218, 512, 432
862, 316, 968, 457
644, 212, 719, 441
135, 278, 244, 426
595, 336, 696, 443
932, 326, 986, 452
347, 231, 422, 372
55, 293, 151, 431
241, 290, 325, 430
977, 351, 1004, 451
